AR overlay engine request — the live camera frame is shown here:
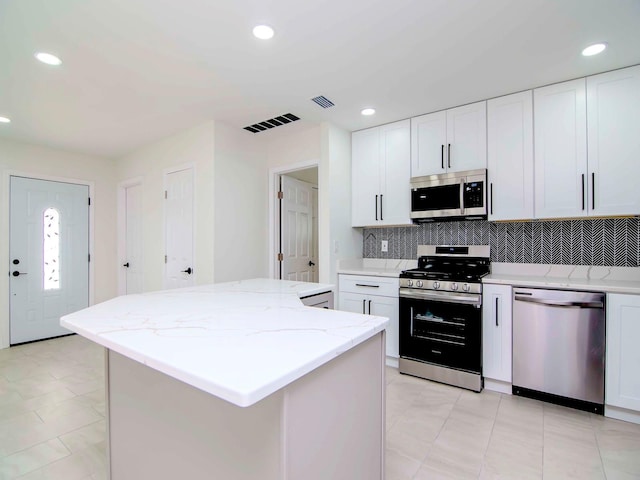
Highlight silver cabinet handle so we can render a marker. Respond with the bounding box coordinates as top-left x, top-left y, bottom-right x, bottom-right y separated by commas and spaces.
362, 299, 366, 314
447, 143, 451, 168
591, 172, 595, 210
380, 194, 383, 221
490, 183, 493, 215
495, 297, 499, 327
581, 174, 585, 211
441, 145, 445, 169
355, 284, 379, 288
368, 300, 372, 314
